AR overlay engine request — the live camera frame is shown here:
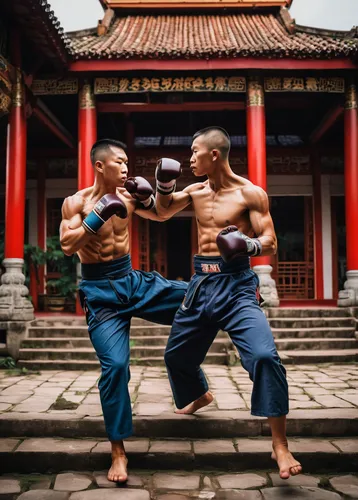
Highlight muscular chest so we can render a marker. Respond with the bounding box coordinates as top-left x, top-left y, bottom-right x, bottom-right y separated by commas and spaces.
193, 189, 248, 228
